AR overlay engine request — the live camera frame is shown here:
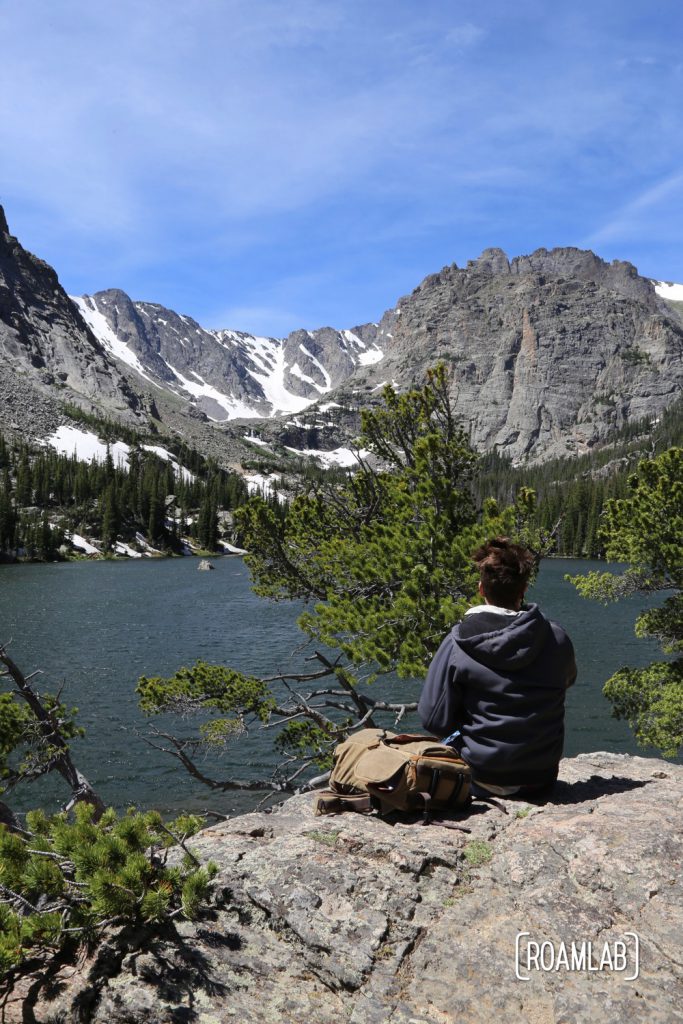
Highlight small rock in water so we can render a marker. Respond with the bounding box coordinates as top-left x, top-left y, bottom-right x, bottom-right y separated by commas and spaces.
197, 559, 215, 571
